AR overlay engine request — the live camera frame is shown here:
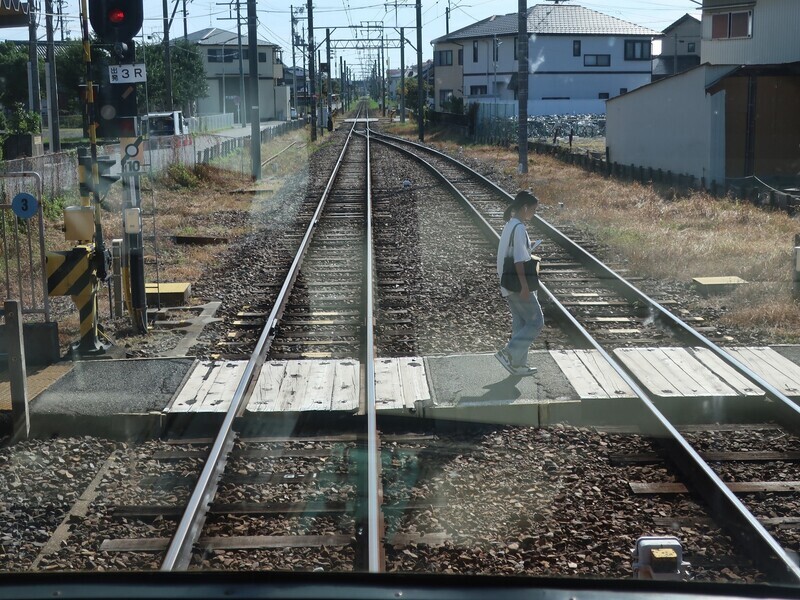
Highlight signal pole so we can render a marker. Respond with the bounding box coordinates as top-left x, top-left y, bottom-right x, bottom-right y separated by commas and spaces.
45, 0, 61, 152
307, 0, 317, 141
247, 0, 261, 178
400, 27, 405, 122
518, 0, 529, 173
162, 0, 173, 109
416, 0, 423, 141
